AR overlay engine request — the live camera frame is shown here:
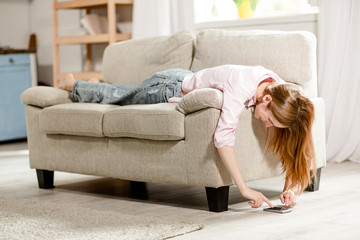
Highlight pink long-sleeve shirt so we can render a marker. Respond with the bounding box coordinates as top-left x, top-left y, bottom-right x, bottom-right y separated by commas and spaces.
169, 65, 286, 148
